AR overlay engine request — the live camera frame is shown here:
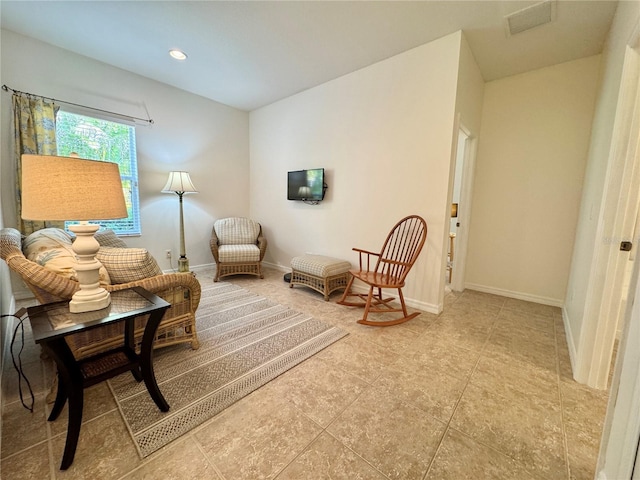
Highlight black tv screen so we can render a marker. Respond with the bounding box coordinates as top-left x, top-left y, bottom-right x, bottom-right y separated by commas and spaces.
287, 168, 325, 201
